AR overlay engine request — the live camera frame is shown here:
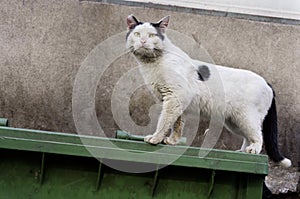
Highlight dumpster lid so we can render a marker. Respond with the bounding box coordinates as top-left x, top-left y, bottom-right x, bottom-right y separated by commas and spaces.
0, 127, 268, 175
